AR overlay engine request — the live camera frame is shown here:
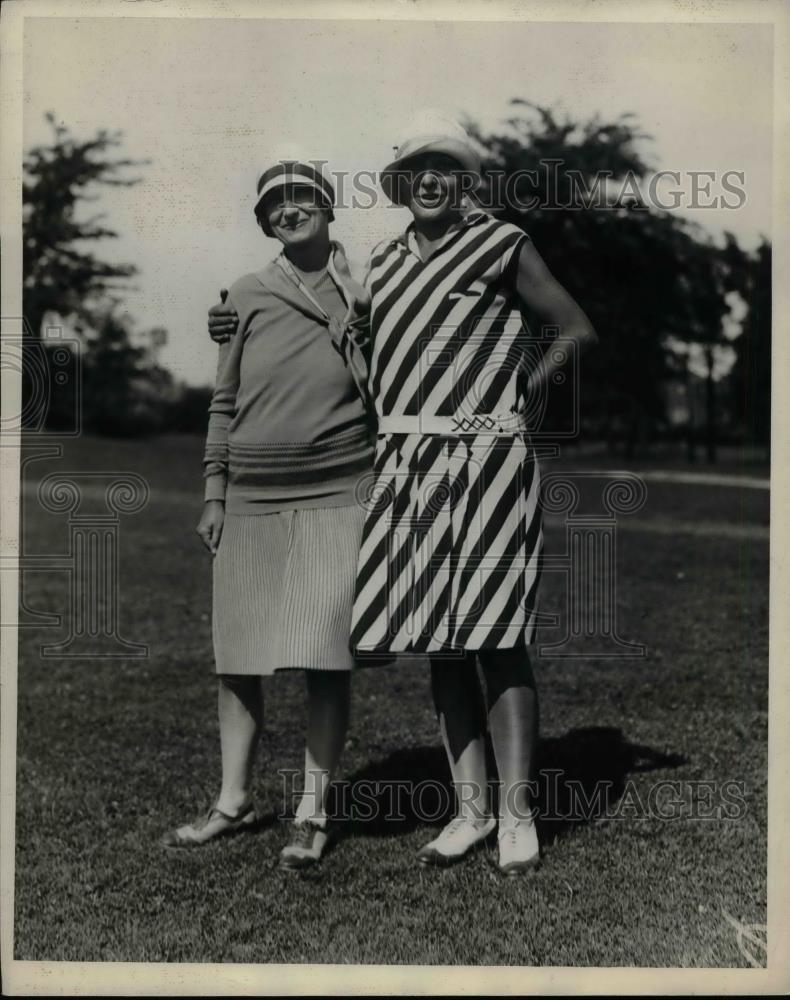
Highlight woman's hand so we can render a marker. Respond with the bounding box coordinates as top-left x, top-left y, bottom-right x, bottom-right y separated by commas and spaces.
208, 289, 239, 344
197, 500, 225, 555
